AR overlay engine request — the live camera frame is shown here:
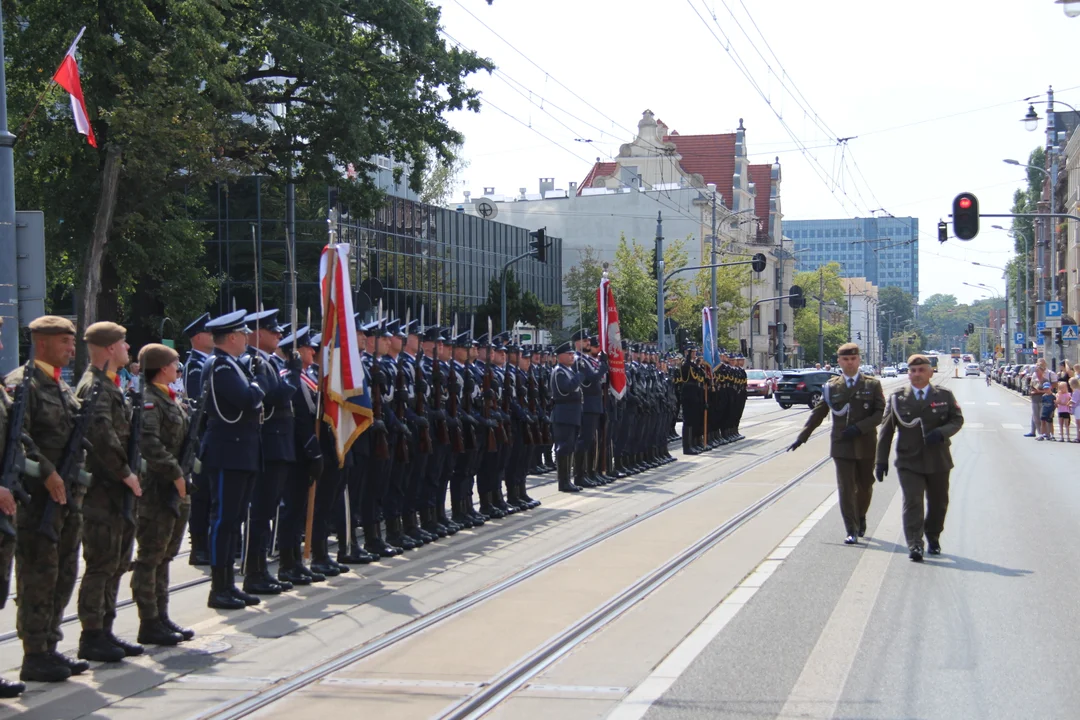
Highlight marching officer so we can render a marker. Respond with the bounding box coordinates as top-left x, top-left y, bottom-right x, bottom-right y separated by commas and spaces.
183, 312, 213, 566
876, 354, 964, 562
130, 343, 194, 646
199, 310, 265, 609
76, 322, 143, 662
6, 316, 88, 682
551, 341, 583, 493
789, 343, 886, 544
